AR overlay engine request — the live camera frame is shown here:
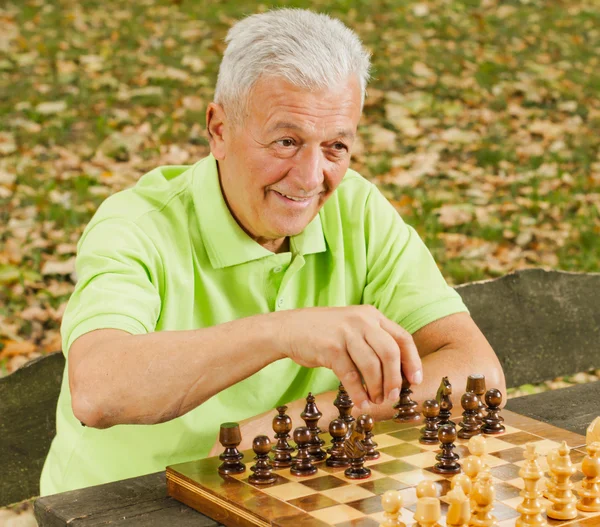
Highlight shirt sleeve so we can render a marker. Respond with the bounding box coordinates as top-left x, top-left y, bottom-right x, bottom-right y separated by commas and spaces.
361, 185, 468, 334
60, 218, 163, 355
